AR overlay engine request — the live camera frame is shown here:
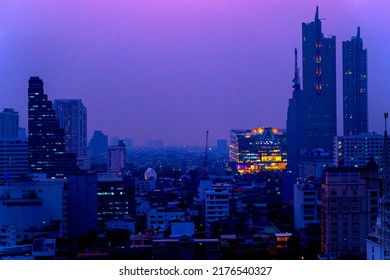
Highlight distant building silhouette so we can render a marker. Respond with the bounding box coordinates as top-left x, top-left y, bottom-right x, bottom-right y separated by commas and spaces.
0, 108, 19, 139
343, 27, 368, 136
27, 76, 78, 178
0, 108, 28, 180
88, 130, 108, 164
108, 140, 126, 173
216, 139, 228, 155
147, 140, 164, 149
53, 99, 88, 169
